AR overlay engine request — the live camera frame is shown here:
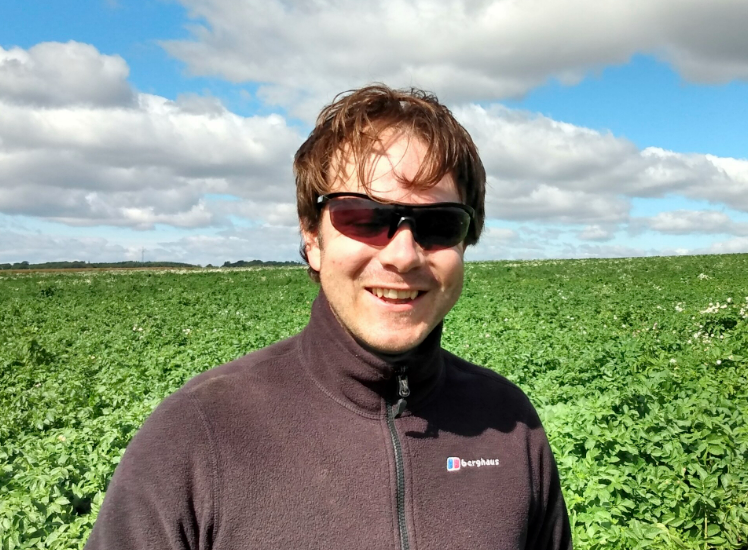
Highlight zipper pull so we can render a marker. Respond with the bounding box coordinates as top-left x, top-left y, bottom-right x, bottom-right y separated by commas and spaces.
394, 367, 409, 417
397, 372, 410, 398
